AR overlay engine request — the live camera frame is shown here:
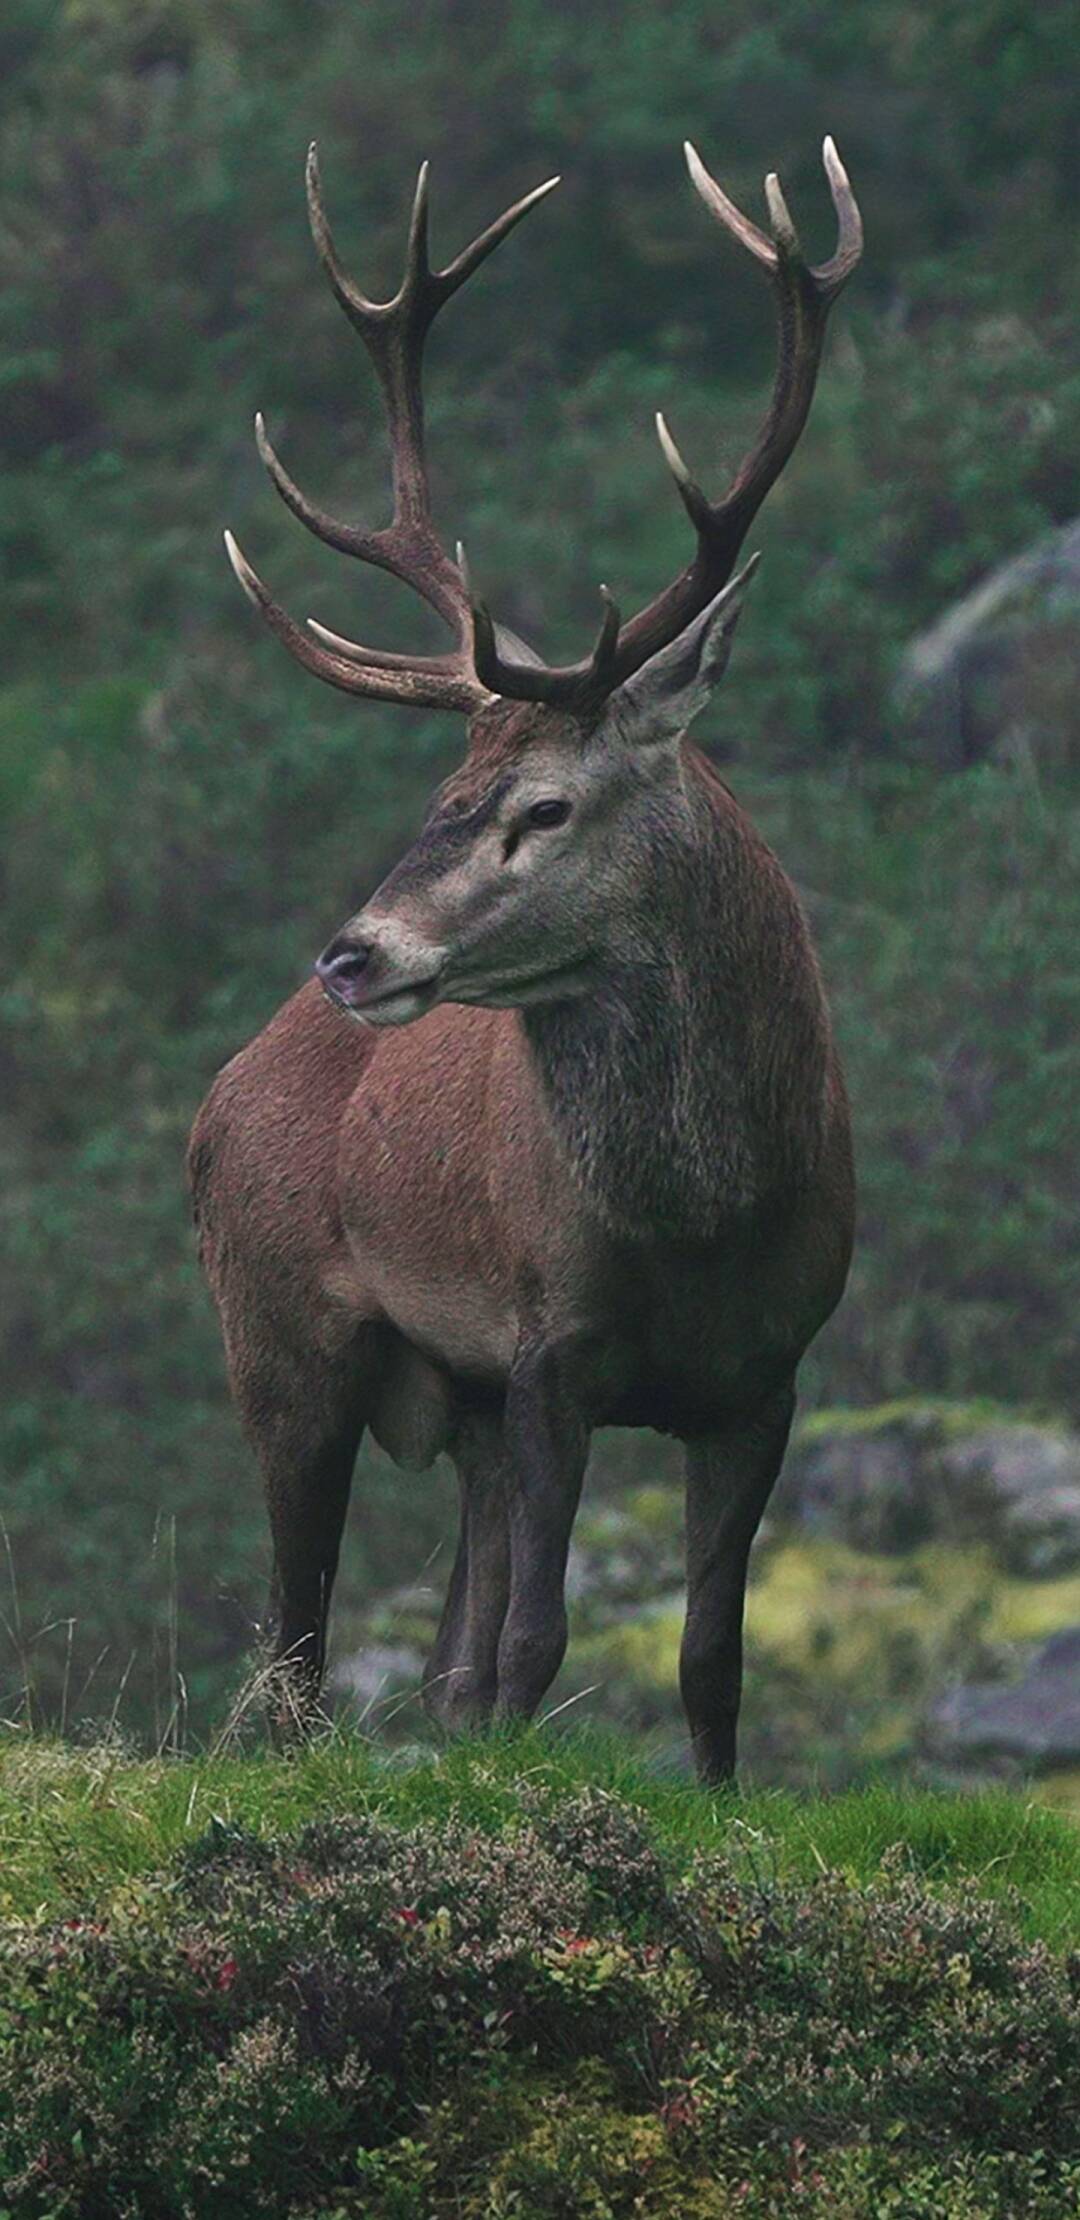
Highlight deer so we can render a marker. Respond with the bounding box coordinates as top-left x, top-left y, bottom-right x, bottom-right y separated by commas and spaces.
189, 132, 861, 1782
